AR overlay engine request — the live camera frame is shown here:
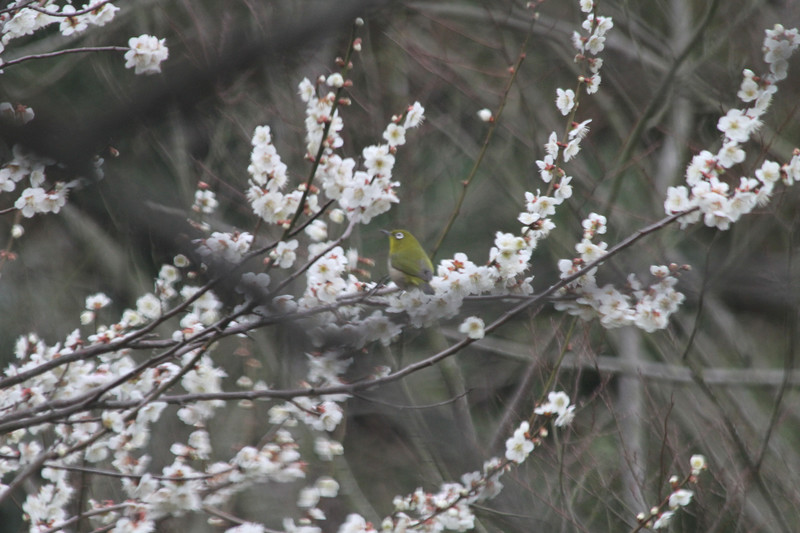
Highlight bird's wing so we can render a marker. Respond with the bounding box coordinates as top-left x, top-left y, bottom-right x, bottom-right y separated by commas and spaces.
391, 252, 433, 281
417, 259, 433, 281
